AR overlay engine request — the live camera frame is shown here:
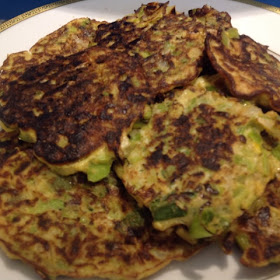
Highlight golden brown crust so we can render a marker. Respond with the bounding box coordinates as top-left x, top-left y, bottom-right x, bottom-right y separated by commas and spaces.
131, 13, 205, 93
0, 47, 150, 164
0, 3, 207, 168
96, 7, 205, 94
95, 2, 175, 50
0, 18, 103, 85
189, 5, 232, 35
0, 133, 204, 279
116, 78, 280, 237
206, 32, 280, 111
230, 178, 280, 267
